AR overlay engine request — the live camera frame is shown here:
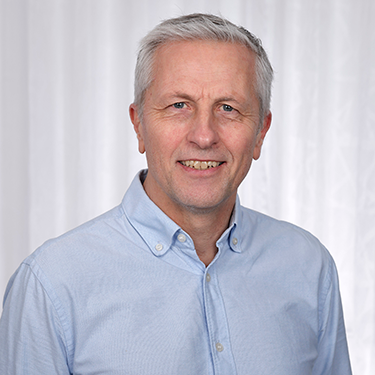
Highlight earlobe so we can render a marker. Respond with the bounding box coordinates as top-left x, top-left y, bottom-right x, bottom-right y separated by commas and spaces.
129, 104, 146, 154
253, 111, 272, 160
